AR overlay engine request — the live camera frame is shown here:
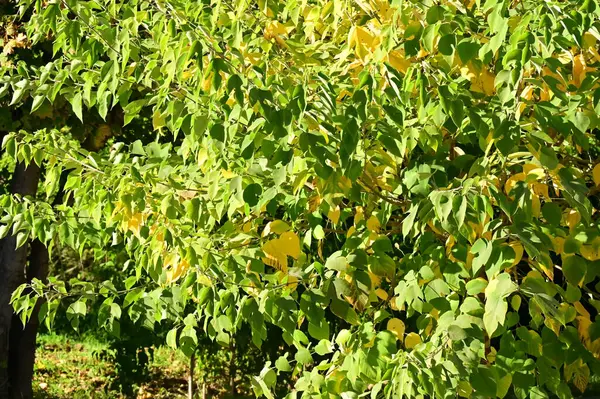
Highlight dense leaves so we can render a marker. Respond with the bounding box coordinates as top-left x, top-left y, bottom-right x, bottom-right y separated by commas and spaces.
3, 0, 600, 397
